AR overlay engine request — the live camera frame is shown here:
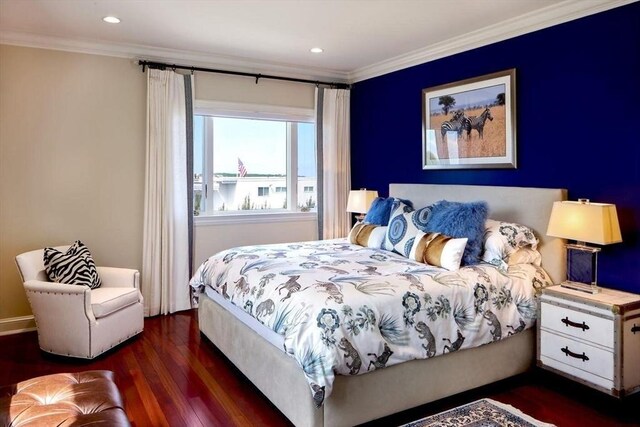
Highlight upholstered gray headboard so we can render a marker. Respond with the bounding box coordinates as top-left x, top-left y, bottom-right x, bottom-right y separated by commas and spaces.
389, 183, 567, 284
